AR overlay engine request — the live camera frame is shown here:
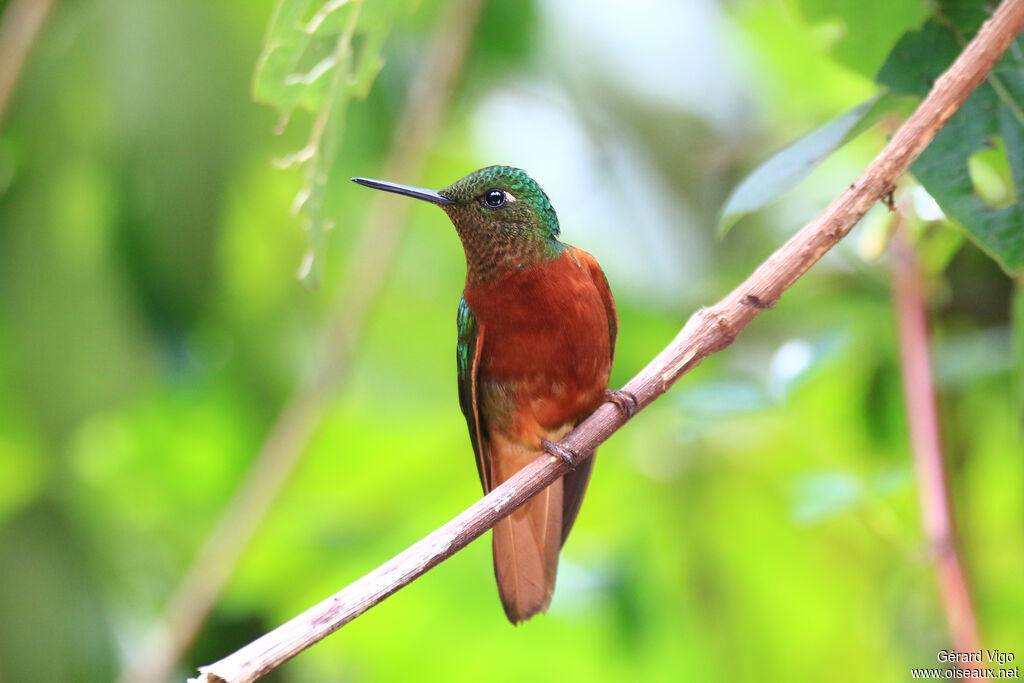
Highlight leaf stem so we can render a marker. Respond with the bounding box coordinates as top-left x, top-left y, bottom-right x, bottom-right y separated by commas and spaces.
891, 224, 981, 677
